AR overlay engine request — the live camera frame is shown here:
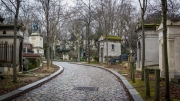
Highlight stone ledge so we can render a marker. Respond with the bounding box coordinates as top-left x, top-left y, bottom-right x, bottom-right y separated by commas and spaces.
0, 65, 64, 101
